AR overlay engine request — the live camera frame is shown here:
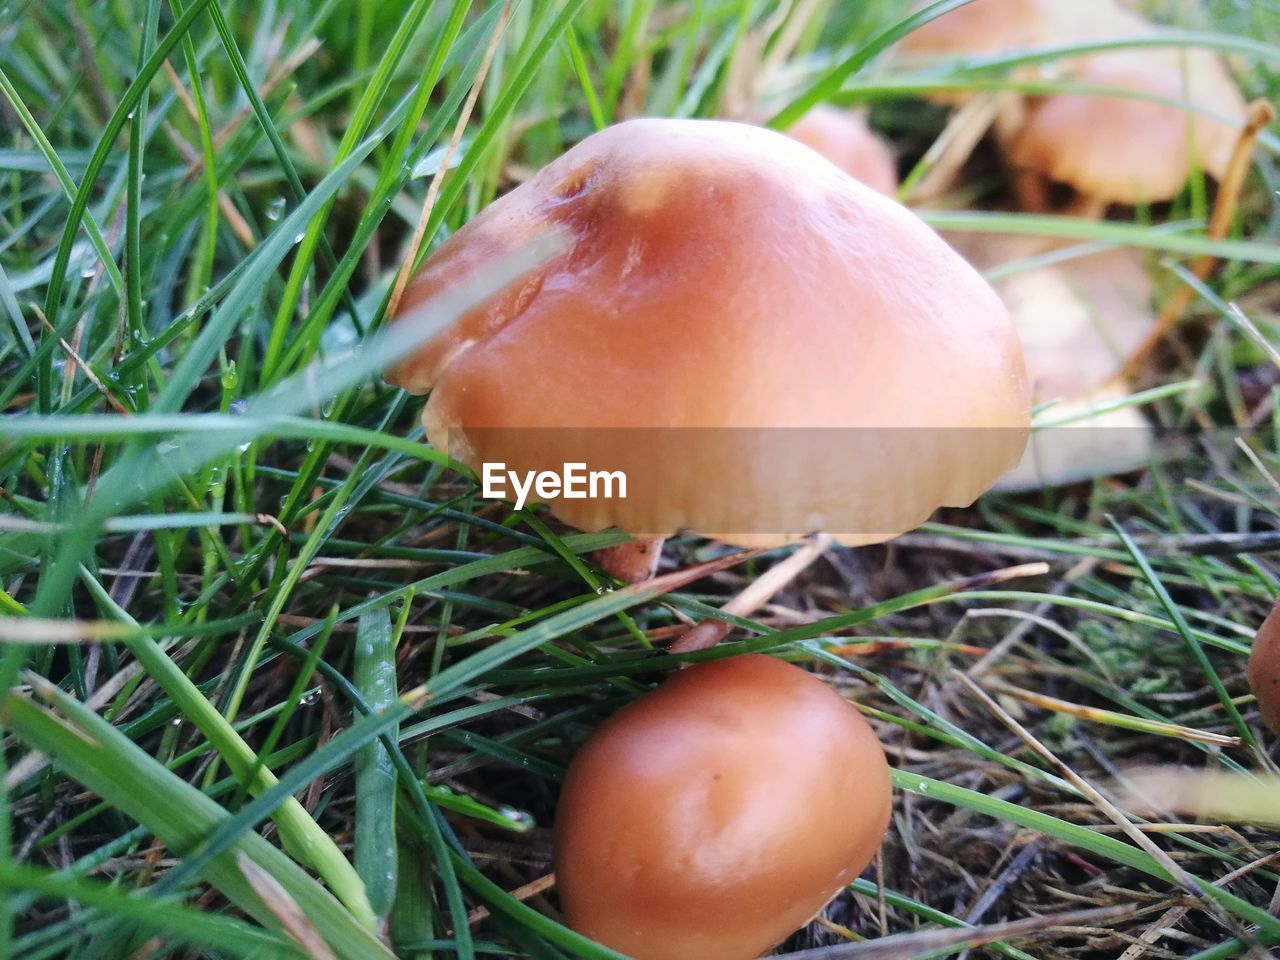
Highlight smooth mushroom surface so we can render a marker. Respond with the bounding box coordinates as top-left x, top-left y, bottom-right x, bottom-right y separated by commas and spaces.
897, 0, 1060, 64
553, 654, 892, 960
1249, 599, 1280, 734
1003, 44, 1246, 205
899, 0, 1142, 65
783, 105, 898, 195
387, 118, 1029, 546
